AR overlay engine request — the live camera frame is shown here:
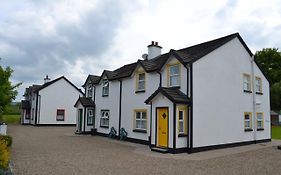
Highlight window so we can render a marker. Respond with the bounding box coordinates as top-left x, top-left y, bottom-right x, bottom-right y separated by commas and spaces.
179, 111, 184, 134
87, 85, 93, 98
257, 112, 264, 130
255, 77, 262, 94
25, 109, 31, 119
133, 110, 147, 132
102, 78, 109, 96
136, 72, 145, 92
178, 106, 187, 136
100, 110, 109, 128
168, 64, 180, 87
244, 112, 252, 131
243, 74, 251, 92
56, 109, 65, 121
87, 109, 94, 125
